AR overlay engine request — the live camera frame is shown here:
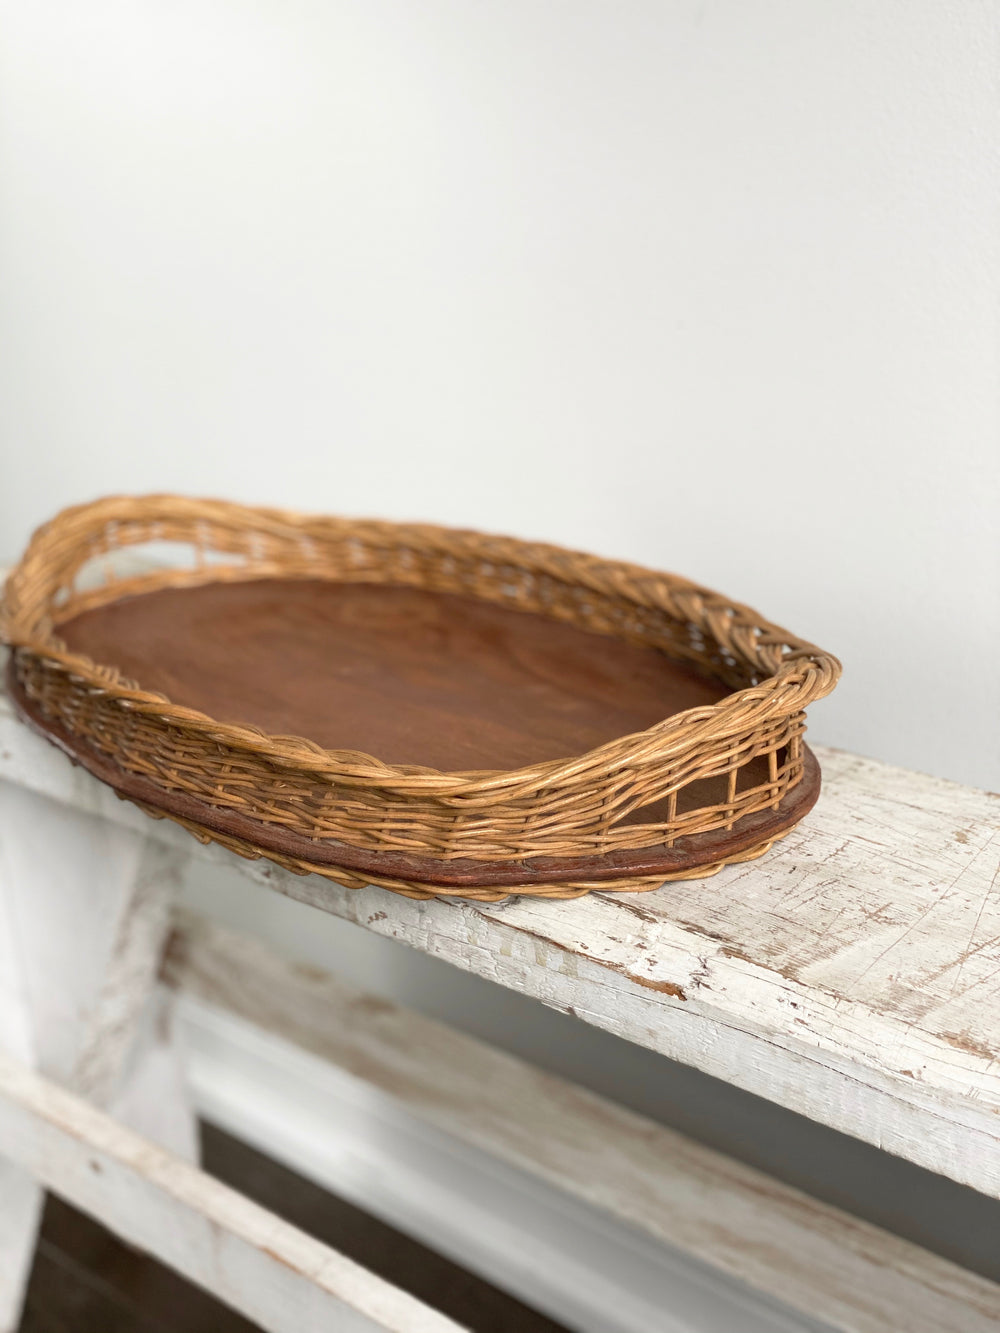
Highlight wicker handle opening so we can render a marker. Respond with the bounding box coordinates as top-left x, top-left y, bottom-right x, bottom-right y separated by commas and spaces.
2, 495, 841, 888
